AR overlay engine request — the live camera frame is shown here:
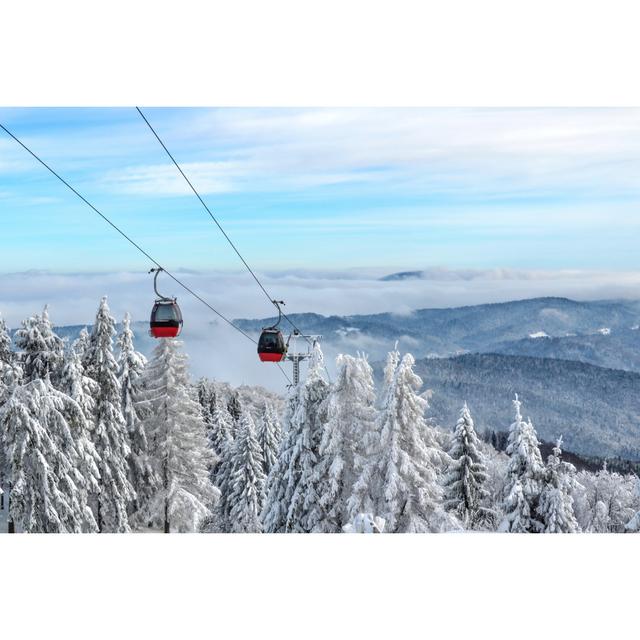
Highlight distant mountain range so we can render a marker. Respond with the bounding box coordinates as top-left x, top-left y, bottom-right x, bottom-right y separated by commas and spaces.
235, 296, 640, 371
379, 270, 424, 281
